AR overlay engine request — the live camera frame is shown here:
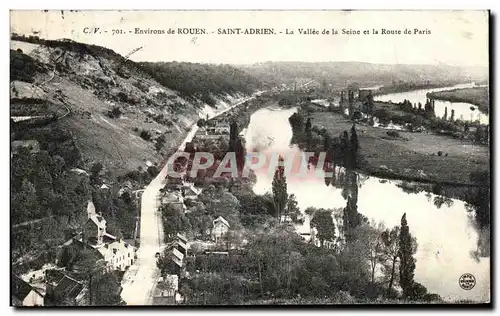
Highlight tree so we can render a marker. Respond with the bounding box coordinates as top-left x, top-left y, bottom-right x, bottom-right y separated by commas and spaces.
92, 272, 123, 306
468, 170, 490, 229
349, 124, 359, 168
305, 118, 312, 149
310, 209, 336, 247
108, 106, 122, 119
229, 121, 239, 152
350, 124, 359, 153
197, 119, 206, 127
155, 134, 166, 152
139, 130, 151, 141
161, 204, 191, 242
364, 224, 384, 284
380, 226, 400, 293
89, 162, 103, 185
12, 179, 40, 222
272, 156, 288, 224
70, 249, 107, 305
342, 196, 360, 243
339, 131, 350, 167
288, 112, 304, 132
450, 109, 455, 121
190, 242, 204, 272
443, 107, 448, 120
285, 194, 303, 224
399, 213, 416, 299
323, 132, 331, 153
